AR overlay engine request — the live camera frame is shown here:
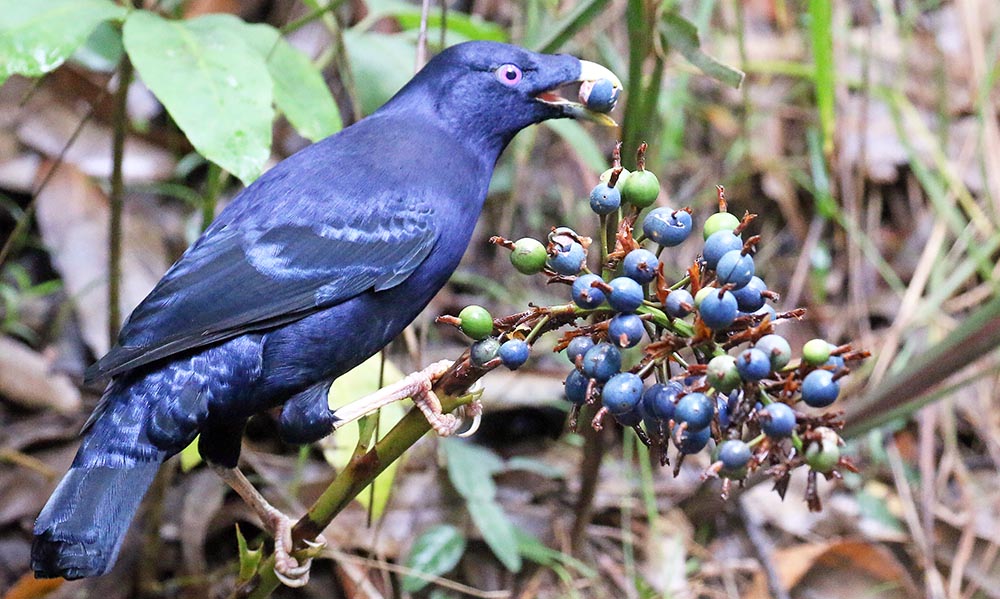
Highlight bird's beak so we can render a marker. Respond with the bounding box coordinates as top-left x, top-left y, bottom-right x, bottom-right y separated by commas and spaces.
534, 60, 623, 127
